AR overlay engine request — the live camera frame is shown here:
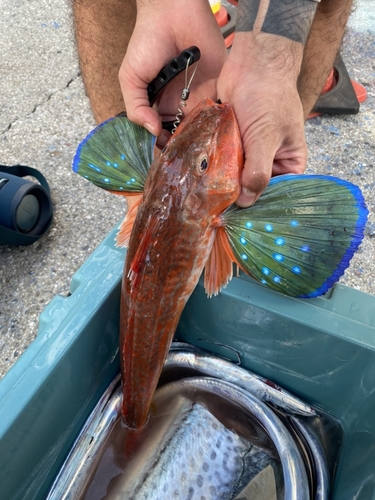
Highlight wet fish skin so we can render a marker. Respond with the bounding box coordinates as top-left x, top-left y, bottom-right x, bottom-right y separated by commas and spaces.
109, 400, 277, 500
165, 348, 316, 417
125, 403, 254, 500
120, 99, 243, 429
